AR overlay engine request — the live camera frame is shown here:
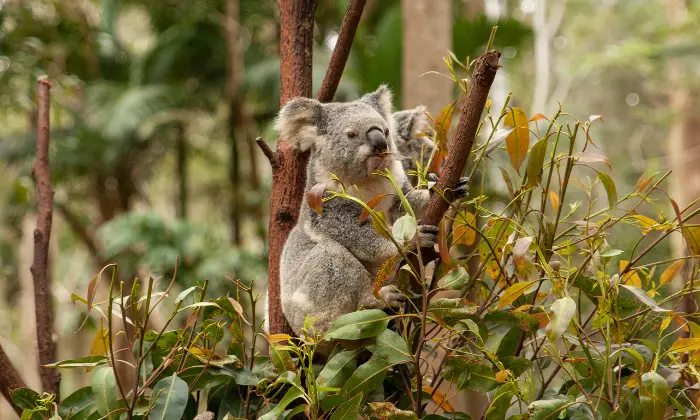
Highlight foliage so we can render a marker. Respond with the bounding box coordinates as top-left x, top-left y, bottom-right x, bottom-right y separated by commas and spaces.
13, 54, 700, 419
